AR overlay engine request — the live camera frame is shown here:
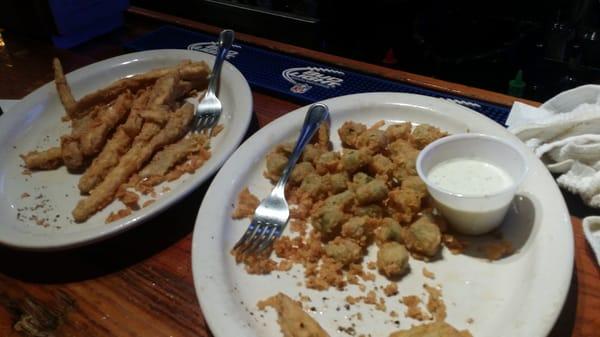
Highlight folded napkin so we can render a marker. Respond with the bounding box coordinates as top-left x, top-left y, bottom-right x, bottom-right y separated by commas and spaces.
507, 85, 600, 266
